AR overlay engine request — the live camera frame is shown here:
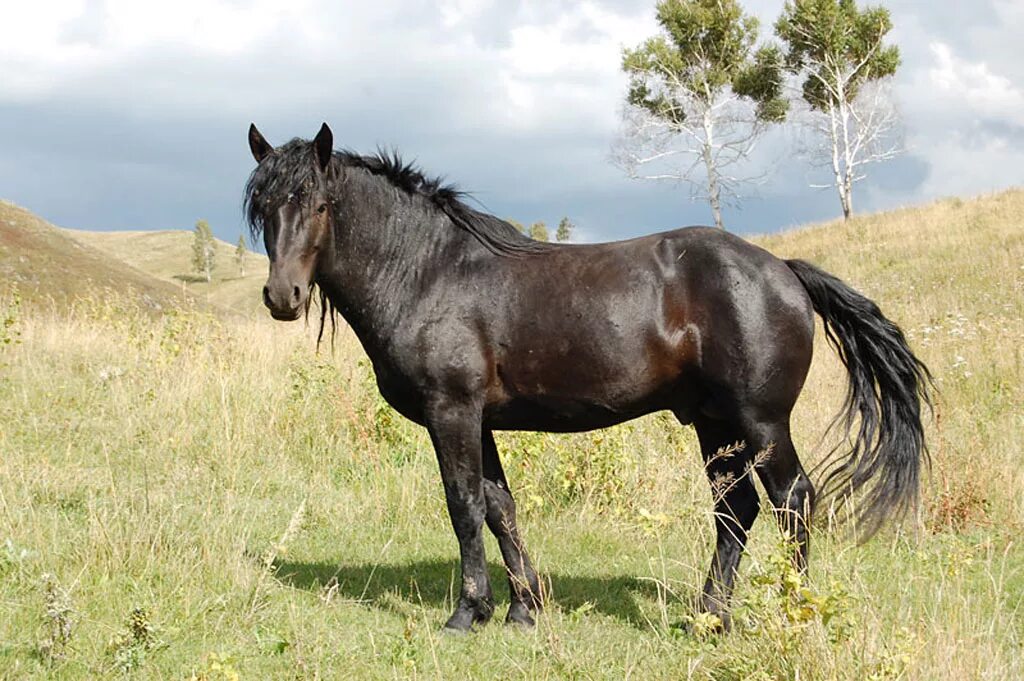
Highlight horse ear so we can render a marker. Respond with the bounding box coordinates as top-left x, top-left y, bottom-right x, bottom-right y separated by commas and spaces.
248, 124, 274, 163
313, 122, 333, 173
